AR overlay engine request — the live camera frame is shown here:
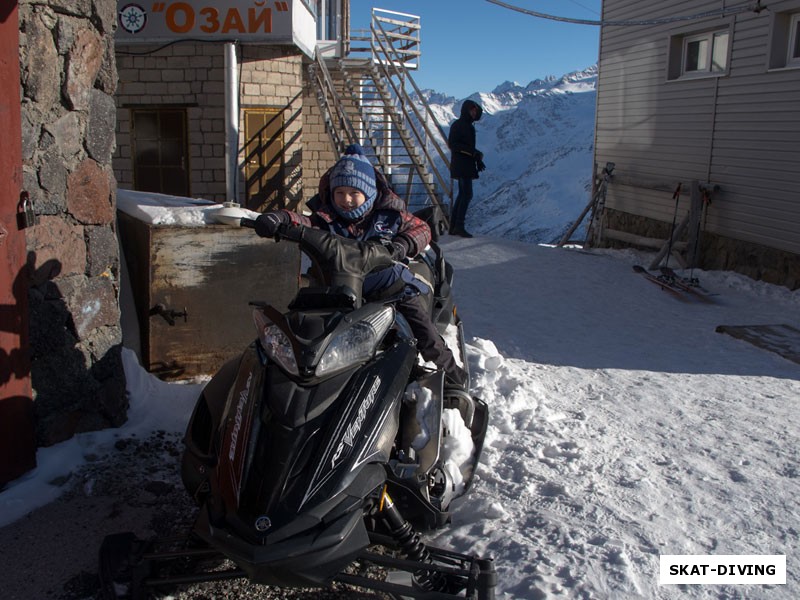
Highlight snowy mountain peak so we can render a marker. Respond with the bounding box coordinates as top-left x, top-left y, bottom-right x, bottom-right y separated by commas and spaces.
462, 66, 598, 115
492, 80, 524, 94
420, 65, 598, 244
416, 89, 459, 106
